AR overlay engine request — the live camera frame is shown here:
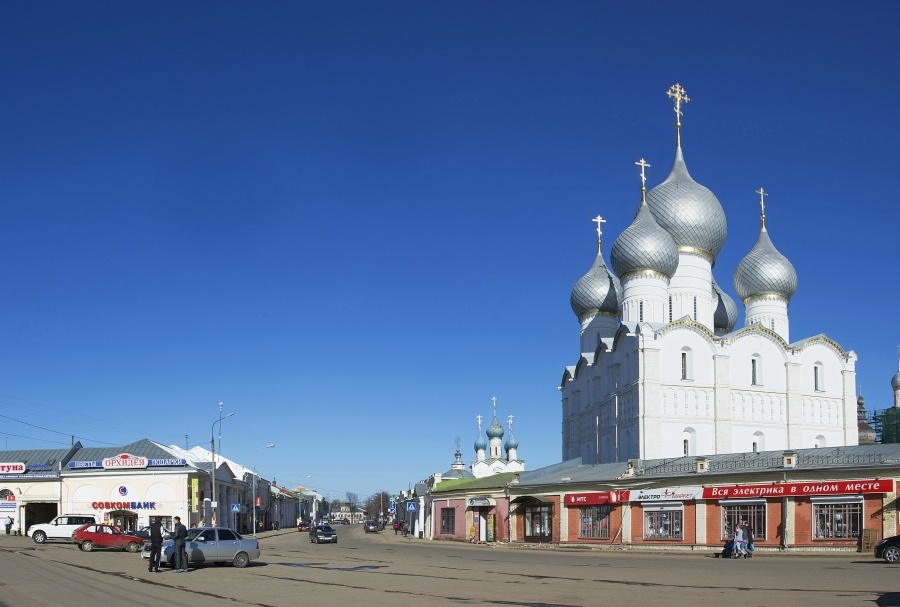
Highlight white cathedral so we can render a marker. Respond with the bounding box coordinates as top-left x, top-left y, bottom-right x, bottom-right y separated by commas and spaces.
561, 84, 858, 464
